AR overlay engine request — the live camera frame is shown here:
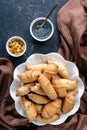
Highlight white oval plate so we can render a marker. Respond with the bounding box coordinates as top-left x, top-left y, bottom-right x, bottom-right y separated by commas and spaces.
10, 52, 84, 126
